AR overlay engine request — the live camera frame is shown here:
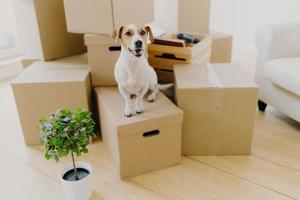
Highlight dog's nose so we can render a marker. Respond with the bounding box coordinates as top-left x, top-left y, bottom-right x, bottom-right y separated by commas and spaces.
135, 40, 143, 48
